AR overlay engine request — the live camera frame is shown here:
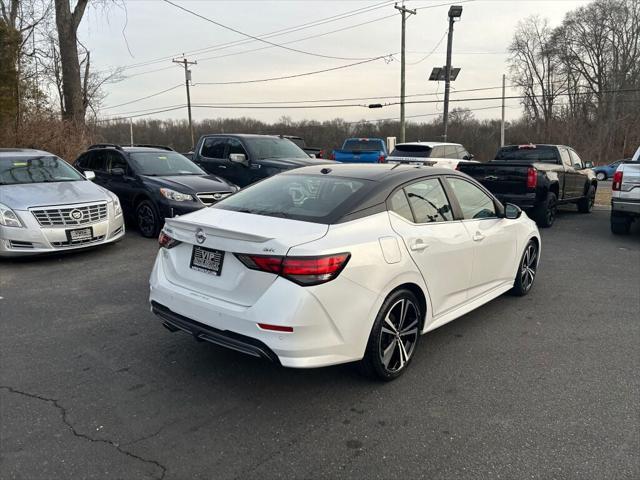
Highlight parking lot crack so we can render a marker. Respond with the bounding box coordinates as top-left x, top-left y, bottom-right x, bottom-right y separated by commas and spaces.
0, 385, 167, 480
